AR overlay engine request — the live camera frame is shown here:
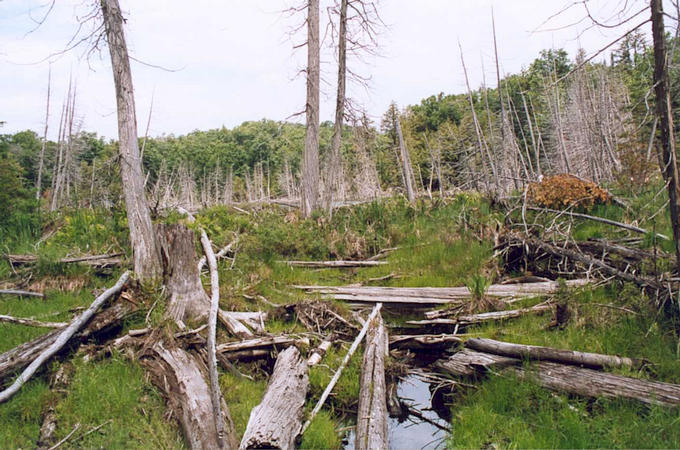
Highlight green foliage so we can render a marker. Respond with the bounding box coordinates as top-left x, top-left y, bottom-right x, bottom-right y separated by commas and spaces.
466, 273, 491, 300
